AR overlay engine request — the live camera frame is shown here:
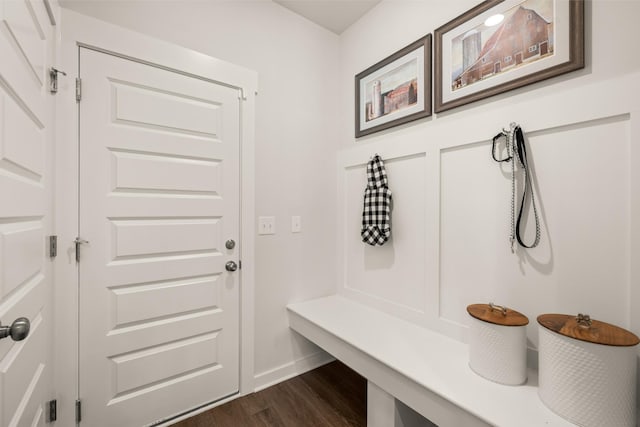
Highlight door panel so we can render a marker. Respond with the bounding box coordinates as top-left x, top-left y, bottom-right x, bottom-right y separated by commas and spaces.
3, 0, 46, 85
3, 93, 45, 178
79, 47, 240, 426
110, 218, 221, 257
0, 2, 46, 121
109, 275, 220, 327
111, 80, 222, 137
111, 150, 221, 194
0, 1, 53, 426
1, 224, 43, 296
